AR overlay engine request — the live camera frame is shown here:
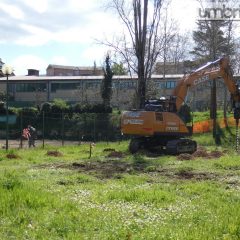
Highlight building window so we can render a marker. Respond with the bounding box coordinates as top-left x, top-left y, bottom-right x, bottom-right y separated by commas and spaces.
16, 83, 47, 92
51, 82, 81, 92
118, 81, 136, 89
166, 81, 176, 89
85, 81, 101, 89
